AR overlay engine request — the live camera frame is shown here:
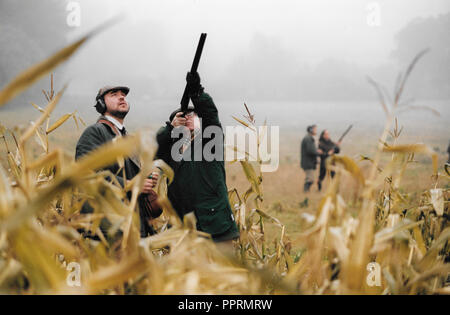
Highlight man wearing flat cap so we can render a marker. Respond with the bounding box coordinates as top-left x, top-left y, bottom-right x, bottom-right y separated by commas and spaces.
75, 86, 161, 239
156, 72, 239, 247
301, 124, 323, 193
